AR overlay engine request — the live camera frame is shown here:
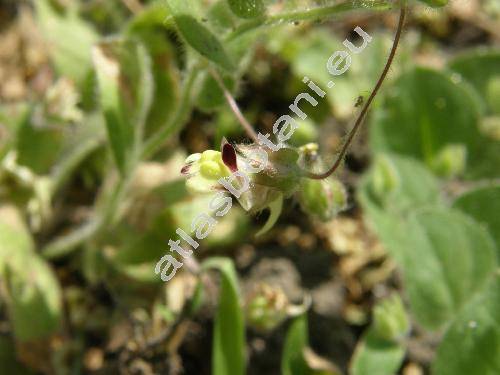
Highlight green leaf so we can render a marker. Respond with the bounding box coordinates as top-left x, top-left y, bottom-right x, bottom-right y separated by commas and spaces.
433, 273, 500, 375
448, 49, 500, 115
207, 1, 240, 32
227, 0, 265, 19
92, 38, 153, 175
370, 67, 483, 177
401, 208, 497, 329
0, 206, 33, 272
416, 0, 449, 7
360, 156, 498, 329
226, 0, 391, 42
350, 329, 405, 375
34, 0, 98, 86
0, 337, 34, 374
256, 193, 283, 237
196, 71, 235, 113
49, 113, 105, 194
202, 258, 245, 375
165, 0, 235, 71
126, 2, 181, 137
360, 154, 441, 218
281, 314, 310, 375
0, 206, 62, 341
358, 154, 441, 267
453, 185, 500, 258
350, 294, 407, 375
447, 50, 500, 178
15, 109, 65, 175
127, 1, 171, 30
4, 256, 62, 341
0, 103, 29, 160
